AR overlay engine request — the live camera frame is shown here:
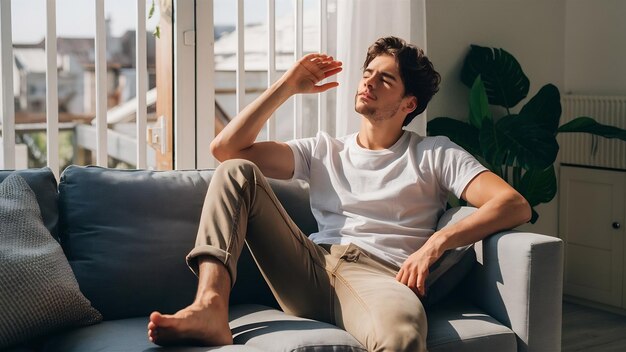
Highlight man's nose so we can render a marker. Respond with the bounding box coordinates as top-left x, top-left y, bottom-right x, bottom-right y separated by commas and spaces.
363, 75, 376, 89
